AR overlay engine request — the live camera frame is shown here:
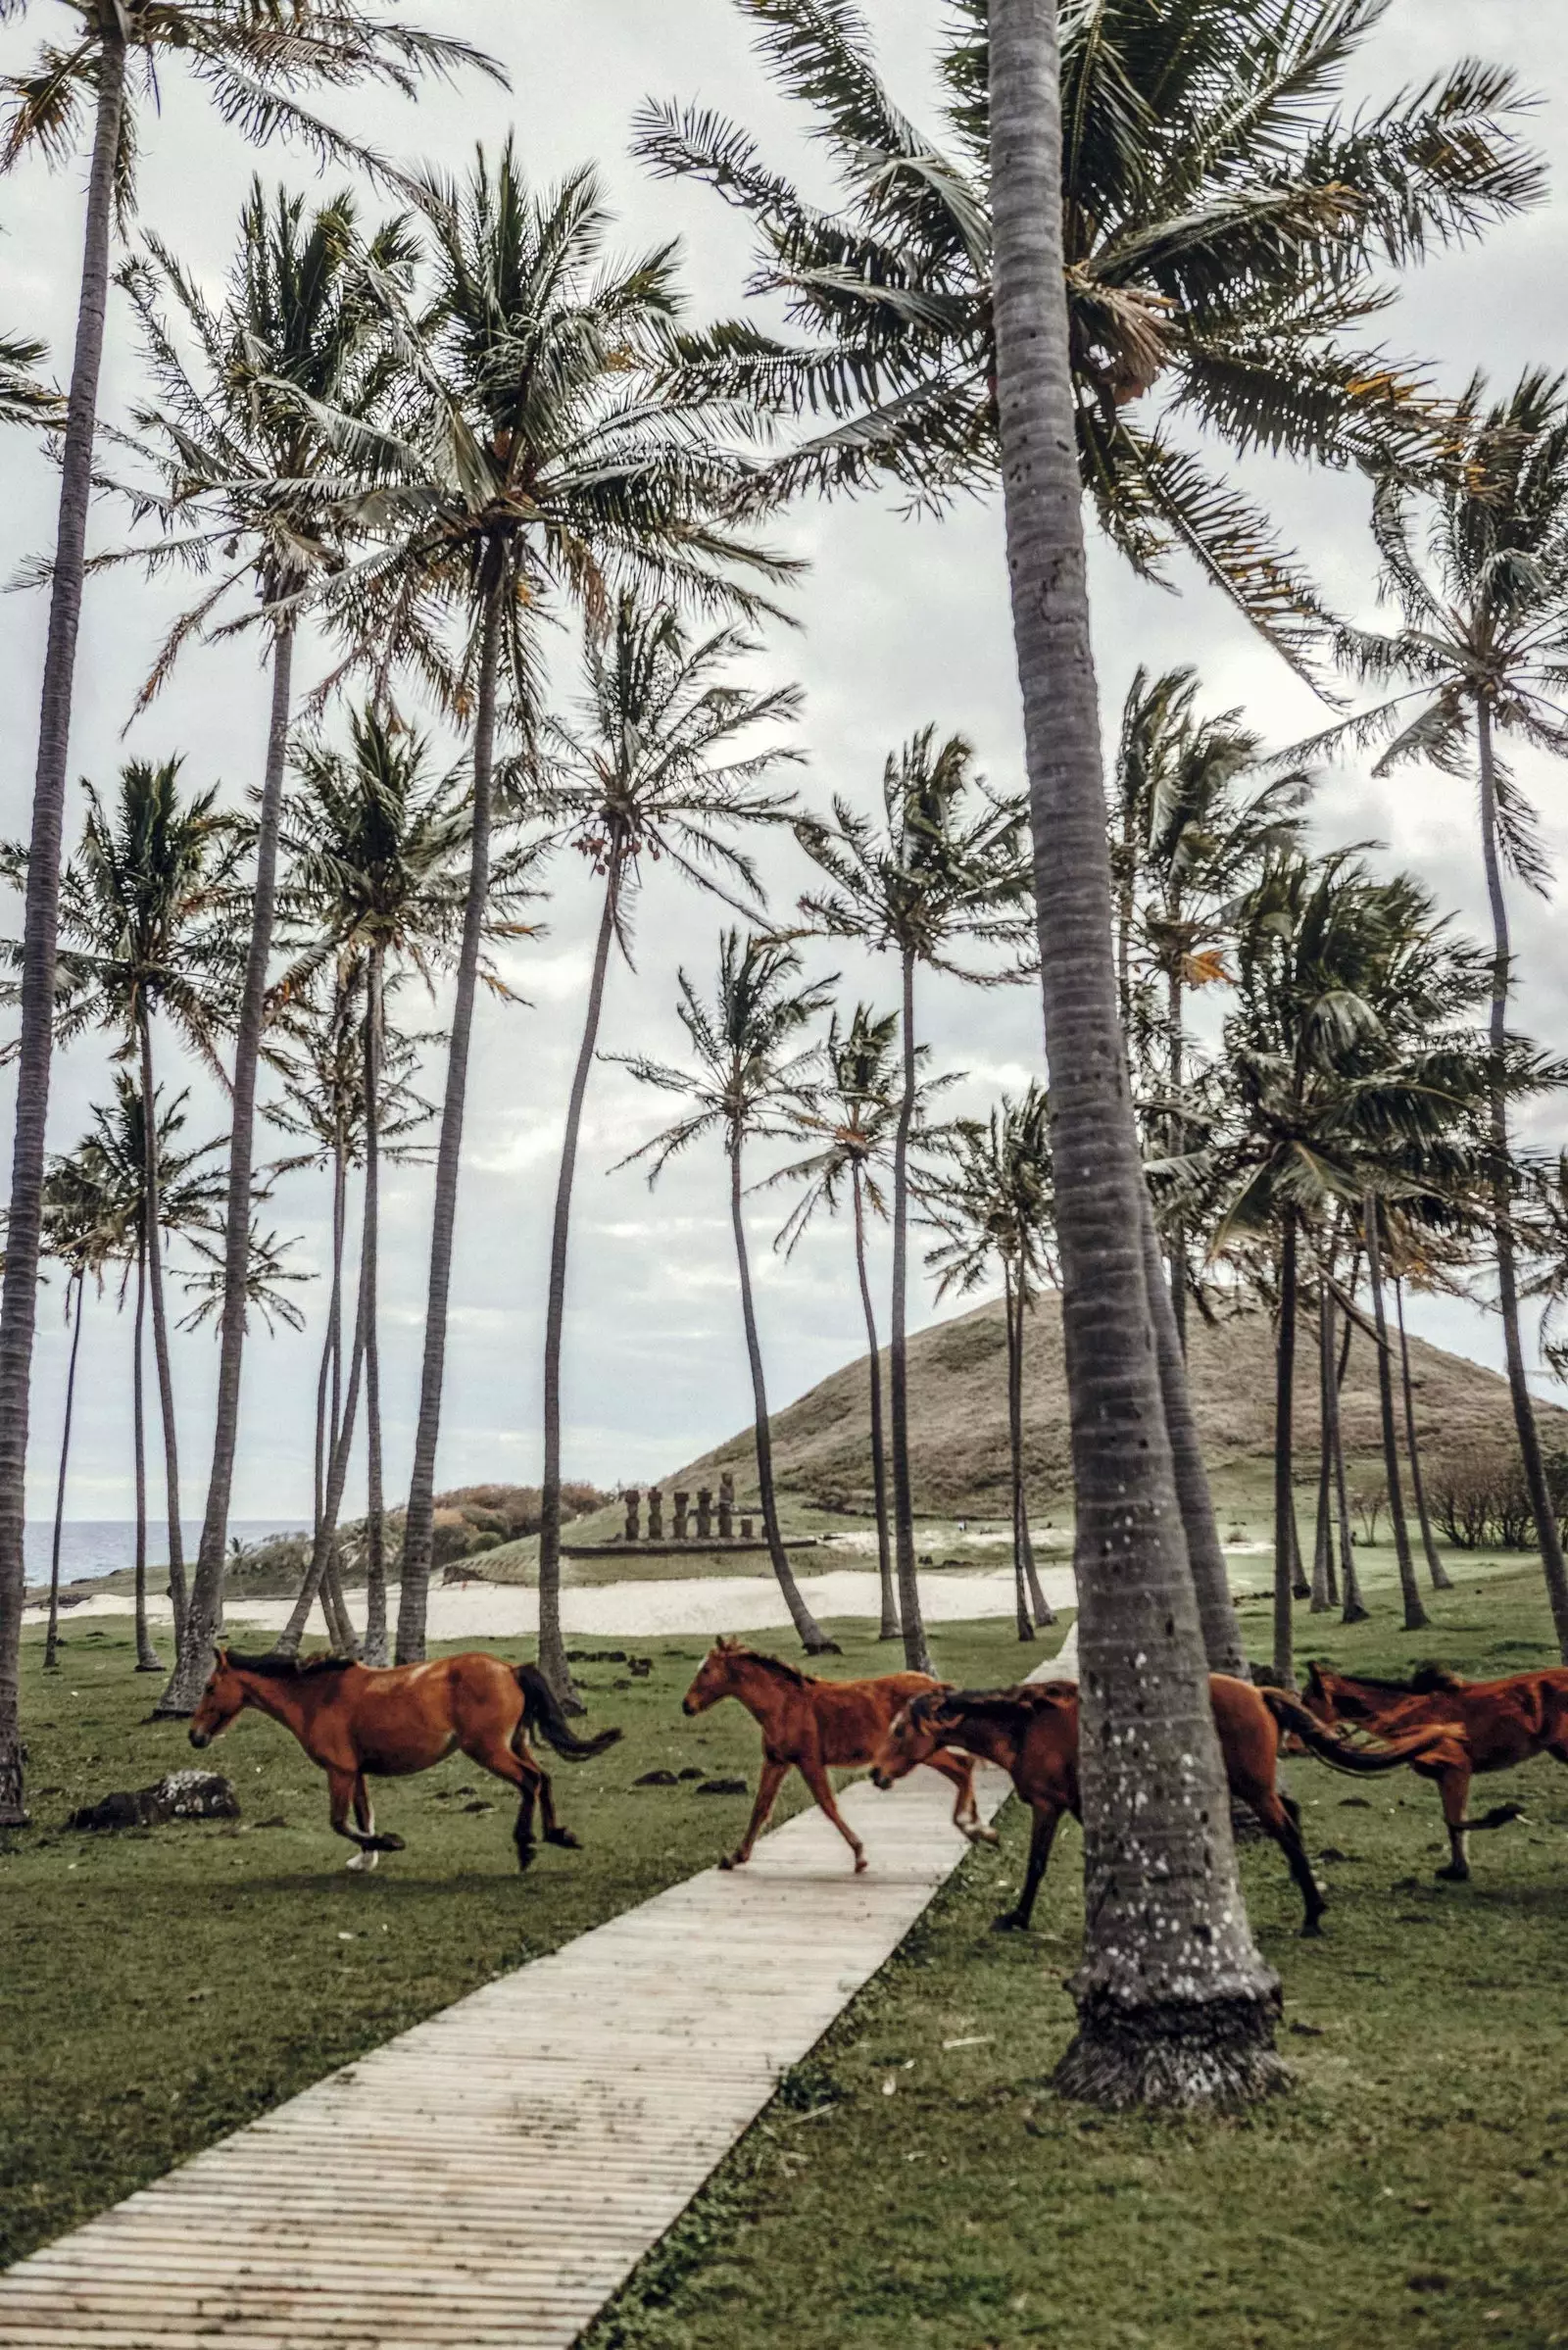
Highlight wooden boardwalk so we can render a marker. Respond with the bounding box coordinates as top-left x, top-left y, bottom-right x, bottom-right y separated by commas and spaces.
0, 1753, 1022, 2349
